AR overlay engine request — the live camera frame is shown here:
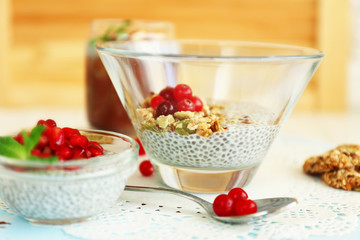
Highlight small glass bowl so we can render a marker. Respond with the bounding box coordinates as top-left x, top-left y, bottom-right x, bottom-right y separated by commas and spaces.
0, 129, 138, 224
